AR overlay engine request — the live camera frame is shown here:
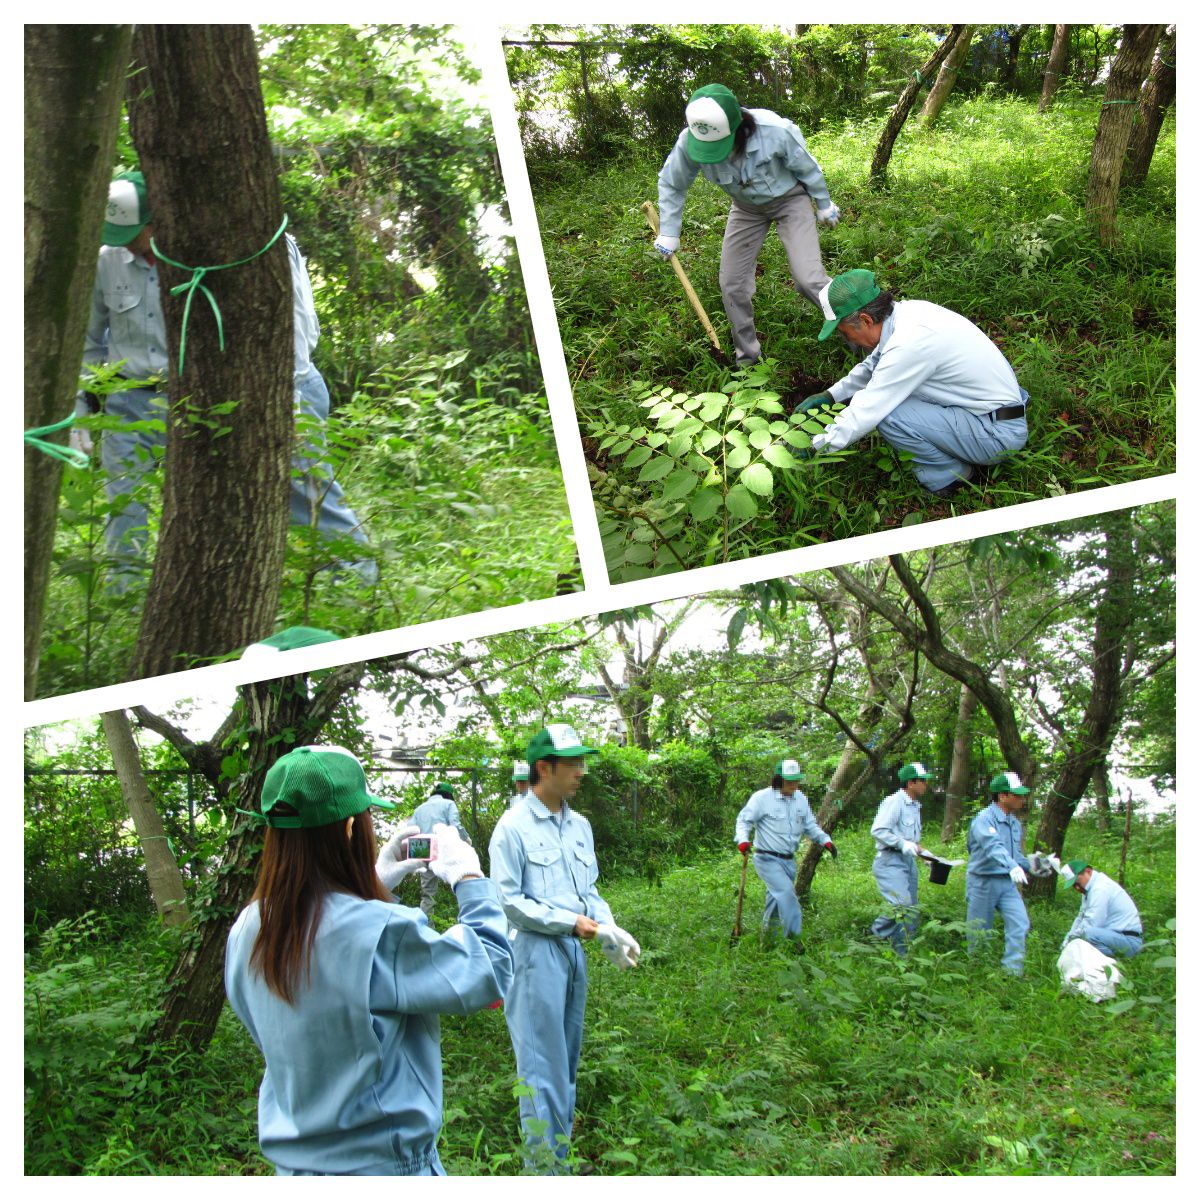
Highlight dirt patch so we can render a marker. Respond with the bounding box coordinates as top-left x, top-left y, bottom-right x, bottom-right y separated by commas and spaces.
781, 368, 835, 414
